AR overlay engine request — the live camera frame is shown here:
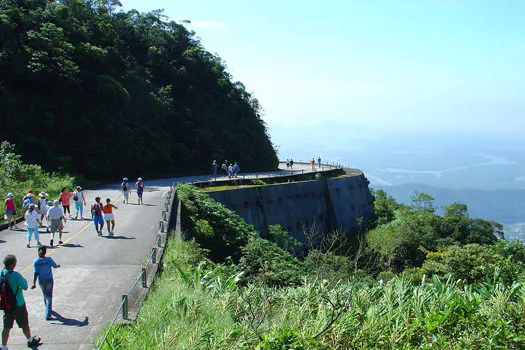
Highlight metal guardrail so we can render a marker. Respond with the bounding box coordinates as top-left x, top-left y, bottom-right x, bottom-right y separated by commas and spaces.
94, 184, 176, 350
